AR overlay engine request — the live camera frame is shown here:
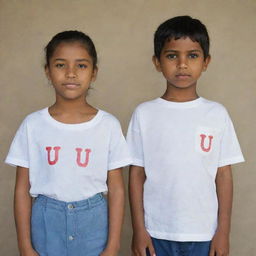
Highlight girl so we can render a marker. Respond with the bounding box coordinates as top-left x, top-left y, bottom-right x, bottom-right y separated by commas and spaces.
5, 31, 132, 256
